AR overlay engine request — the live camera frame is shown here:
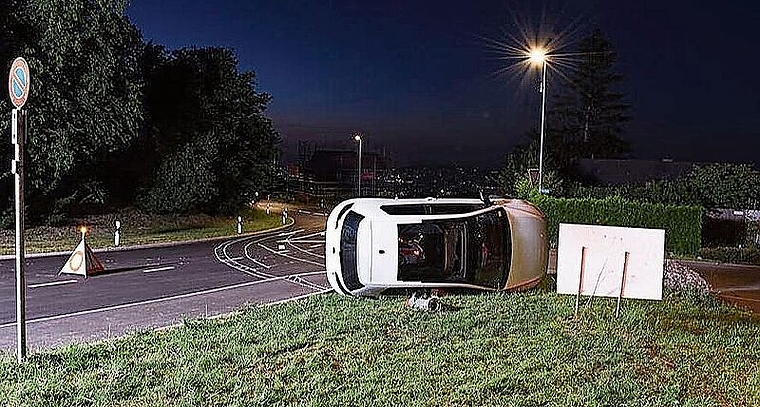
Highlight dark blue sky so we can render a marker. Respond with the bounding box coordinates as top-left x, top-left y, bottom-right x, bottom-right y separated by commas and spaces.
127, 1, 760, 167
